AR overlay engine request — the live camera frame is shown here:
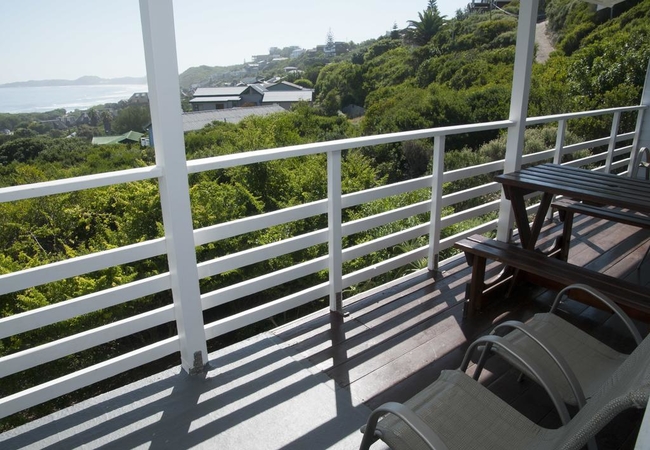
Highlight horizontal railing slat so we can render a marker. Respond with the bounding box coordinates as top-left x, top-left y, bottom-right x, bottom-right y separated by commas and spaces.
343, 223, 429, 263
0, 336, 179, 420
525, 105, 645, 126
440, 200, 501, 228
0, 305, 175, 378
342, 200, 430, 237
0, 273, 171, 339
0, 238, 167, 296
201, 256, 328, 310
193, 200, 327, 247
203, 283, 329, 339
442, 182, 501, 208
442, 160, 504, 183
0, 166, 162, 204
342, 176, 432, 209
197, 229, 327, 279
342, 247, 428, 289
